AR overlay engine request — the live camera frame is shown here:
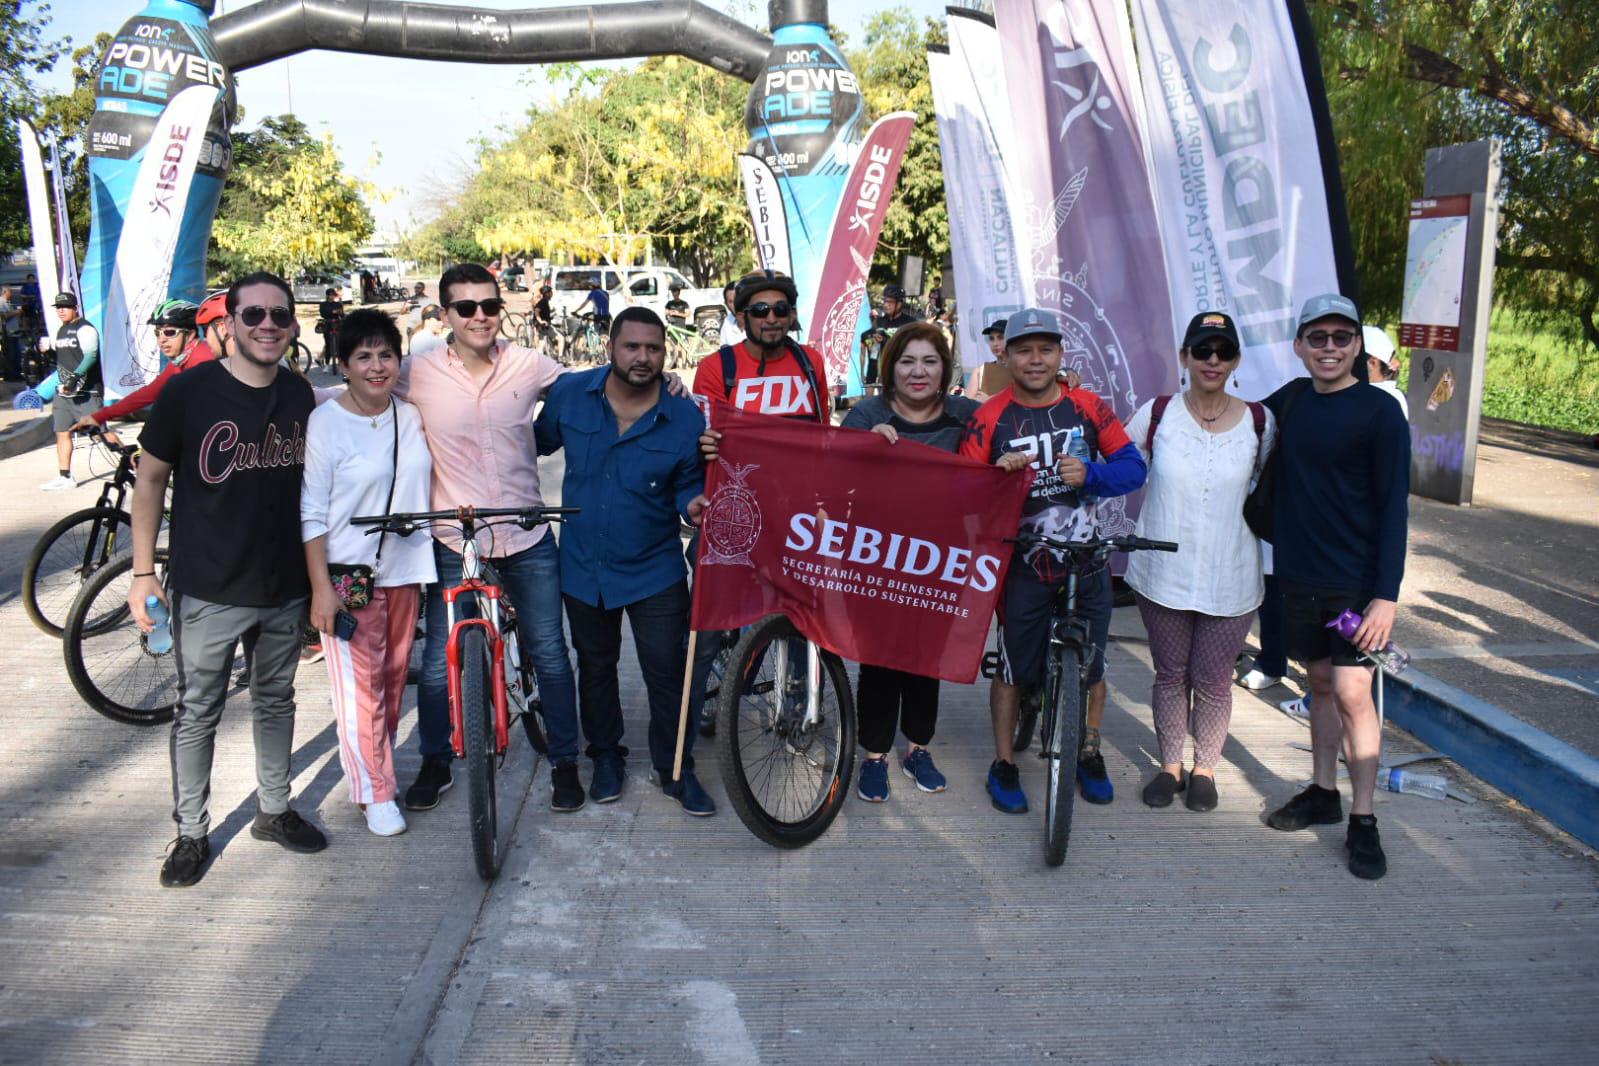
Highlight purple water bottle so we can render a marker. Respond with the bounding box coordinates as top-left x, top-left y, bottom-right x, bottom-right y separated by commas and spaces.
1326, 609, 1411, 674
